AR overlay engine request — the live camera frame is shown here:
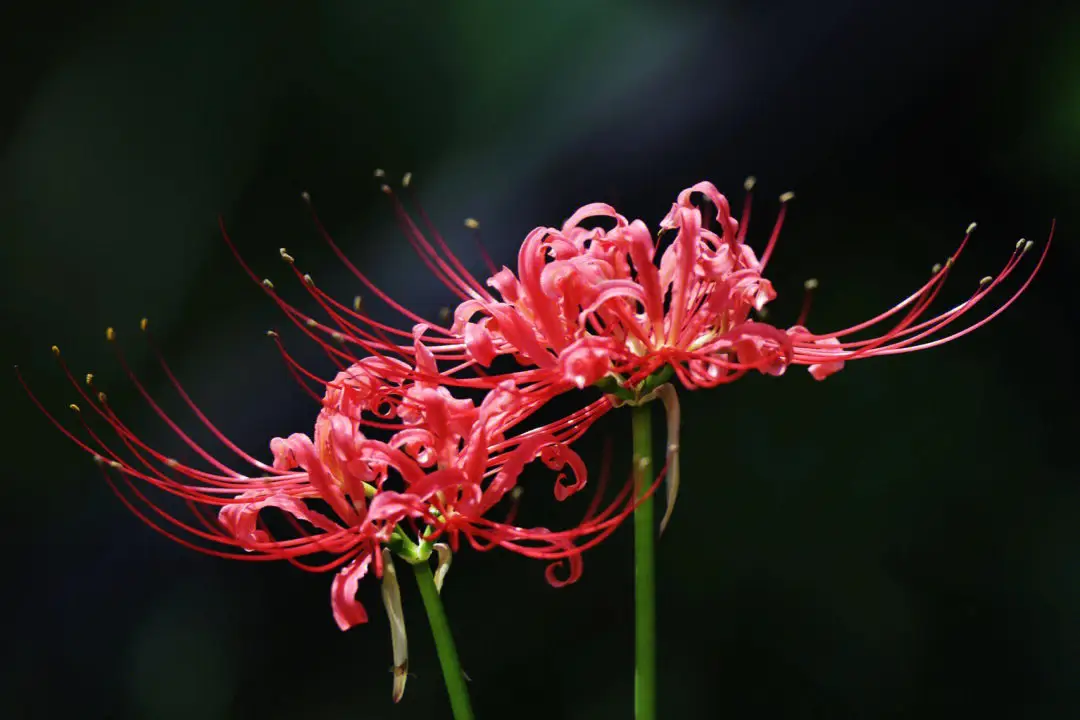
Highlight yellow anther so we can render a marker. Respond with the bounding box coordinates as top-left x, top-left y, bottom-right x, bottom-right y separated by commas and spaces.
139, 317, 148, 331
945, 257, 955, 269
438, 307, 451, 322
51, 345, 60, 356
1023, 240, 1034, 253
266, 330, 278, 337
279, 248, 295, 263
803, 278, 819, 291
353, 295, 363, 311
85, 373, 94, 385
108, 460, 122, 469
464, 218, 480, 229
374, 168, 386, 178
305, 318, 318, 328
303, 274, 314, 286
402, 171, 412, 188
165, 458, 179, 468
69, 403, 80, 412
97, 391, 107, 403
92, 454, 105, 465
966, 222, 977, 235
331, 331, 346, 344
105, 327, 116, 341
744, 176, 757, 191
931, 263, 943, 274
979, 276, 993, 287
300, 191, 311, 203
262, 279, 274, 290
779, 191, 795, 203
